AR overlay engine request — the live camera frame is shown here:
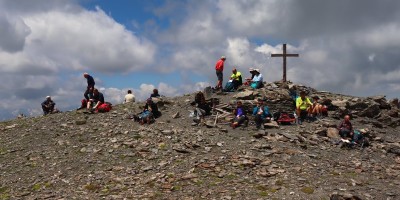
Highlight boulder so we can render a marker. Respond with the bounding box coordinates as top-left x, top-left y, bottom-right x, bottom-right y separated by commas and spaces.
331, 100, 348, 108
233, 90, 255, 100
358, 104, 381, 118
327, 128, 340, 139
369, 95, 391, 109
347, 101, 369, 110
